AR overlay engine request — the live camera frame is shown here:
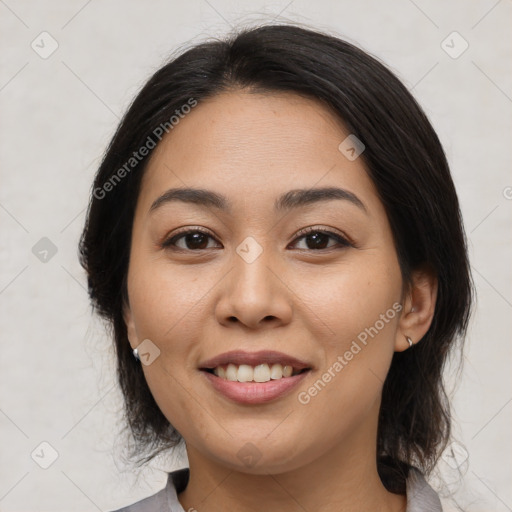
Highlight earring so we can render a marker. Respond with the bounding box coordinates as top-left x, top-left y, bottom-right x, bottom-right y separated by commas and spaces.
406, 336, 413, 348
133, 348, 140, 361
